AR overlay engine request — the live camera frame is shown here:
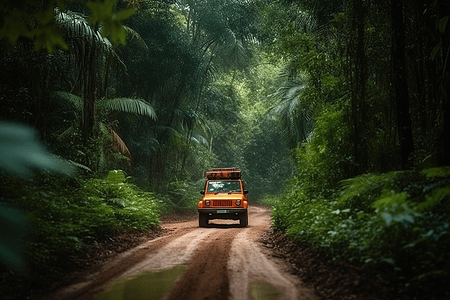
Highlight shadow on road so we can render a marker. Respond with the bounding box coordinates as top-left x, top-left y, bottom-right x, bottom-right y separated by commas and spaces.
206, 220, 246, 228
